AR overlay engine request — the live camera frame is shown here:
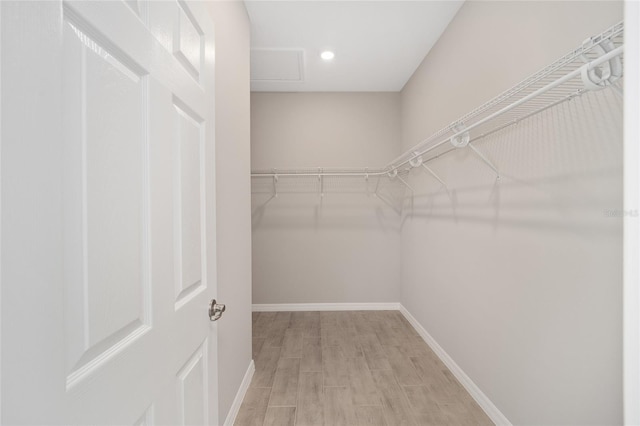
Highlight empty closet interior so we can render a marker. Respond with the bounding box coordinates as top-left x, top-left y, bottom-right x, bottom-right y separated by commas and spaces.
249, 1, 625, 424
